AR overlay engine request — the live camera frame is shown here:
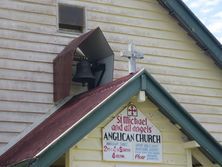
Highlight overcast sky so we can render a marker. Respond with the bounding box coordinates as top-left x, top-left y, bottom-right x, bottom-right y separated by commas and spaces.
182, 0, 222, 44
